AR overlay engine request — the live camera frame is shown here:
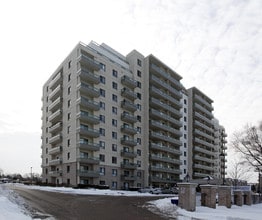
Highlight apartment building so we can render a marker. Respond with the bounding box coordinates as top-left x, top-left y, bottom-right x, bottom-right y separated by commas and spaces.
41, 41, 226, 188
